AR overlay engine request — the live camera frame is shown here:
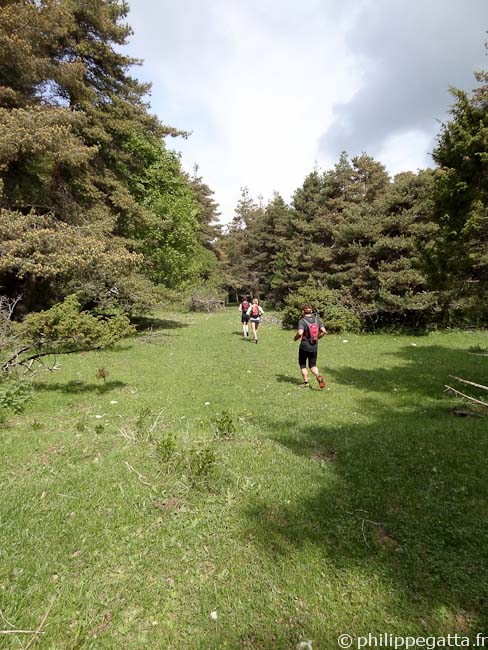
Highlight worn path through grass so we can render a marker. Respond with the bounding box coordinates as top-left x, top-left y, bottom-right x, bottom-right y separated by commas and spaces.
1, 309, 487, 649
